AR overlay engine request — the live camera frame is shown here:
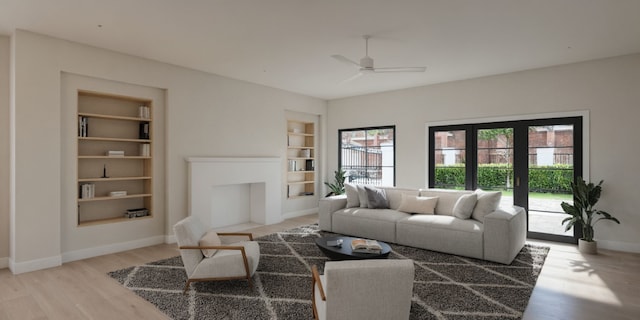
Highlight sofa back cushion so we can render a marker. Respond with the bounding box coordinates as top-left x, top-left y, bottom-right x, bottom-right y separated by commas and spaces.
365, 186, 390, 209
471, 189, 502, 223
344, 183, 360, 208
397, 194, 438, 215
380, 187, 420, 210
419, 189, 473, 216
